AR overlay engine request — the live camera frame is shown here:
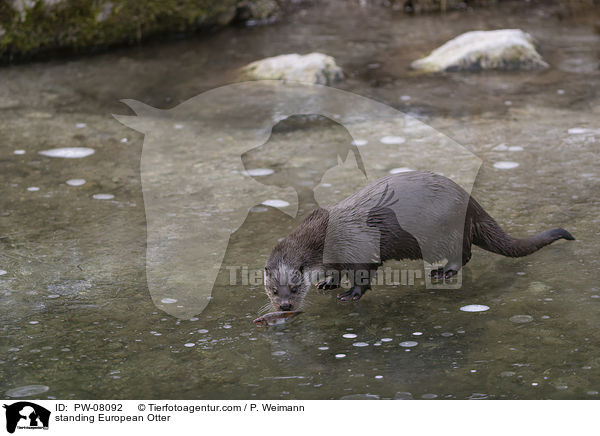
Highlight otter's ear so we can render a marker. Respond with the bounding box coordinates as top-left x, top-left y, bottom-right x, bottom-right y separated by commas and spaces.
264, 266, 270, 275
